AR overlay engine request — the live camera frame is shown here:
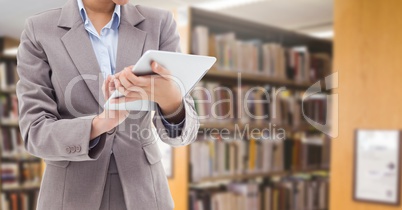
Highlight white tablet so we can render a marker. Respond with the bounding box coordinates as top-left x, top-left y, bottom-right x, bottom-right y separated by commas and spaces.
104, 50, 216, 111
